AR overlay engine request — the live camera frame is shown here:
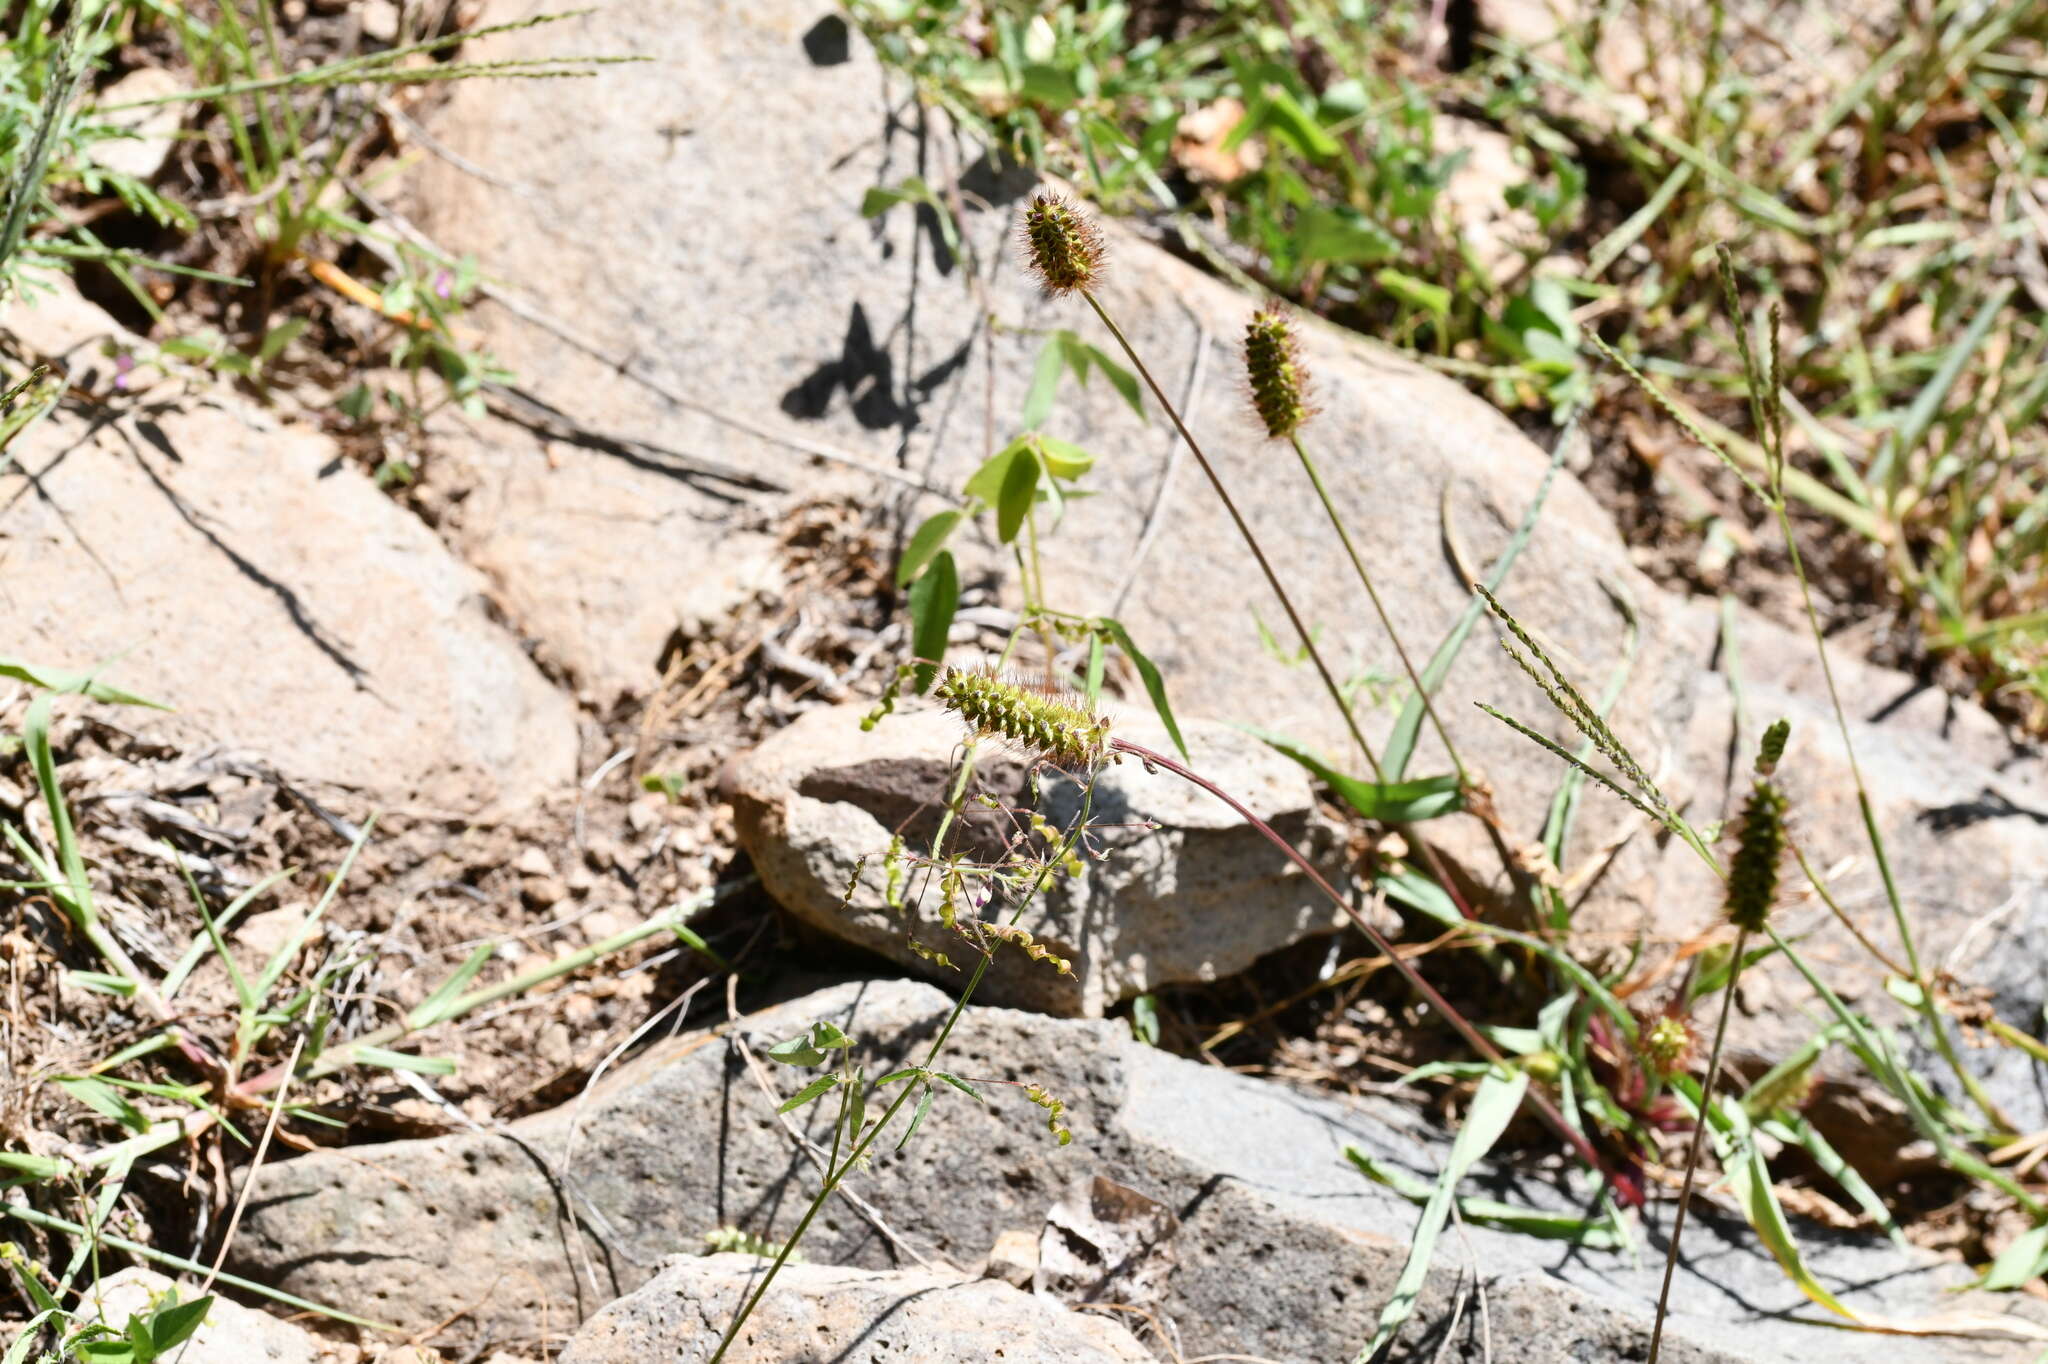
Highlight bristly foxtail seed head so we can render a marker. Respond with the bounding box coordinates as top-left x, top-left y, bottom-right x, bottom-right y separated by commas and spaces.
1724, 779, 1787, 933
1243, 308, 1311, 439
1755, 718, 1790, 775
933, 667, 1109, 768
1021, 193, 1104, 296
